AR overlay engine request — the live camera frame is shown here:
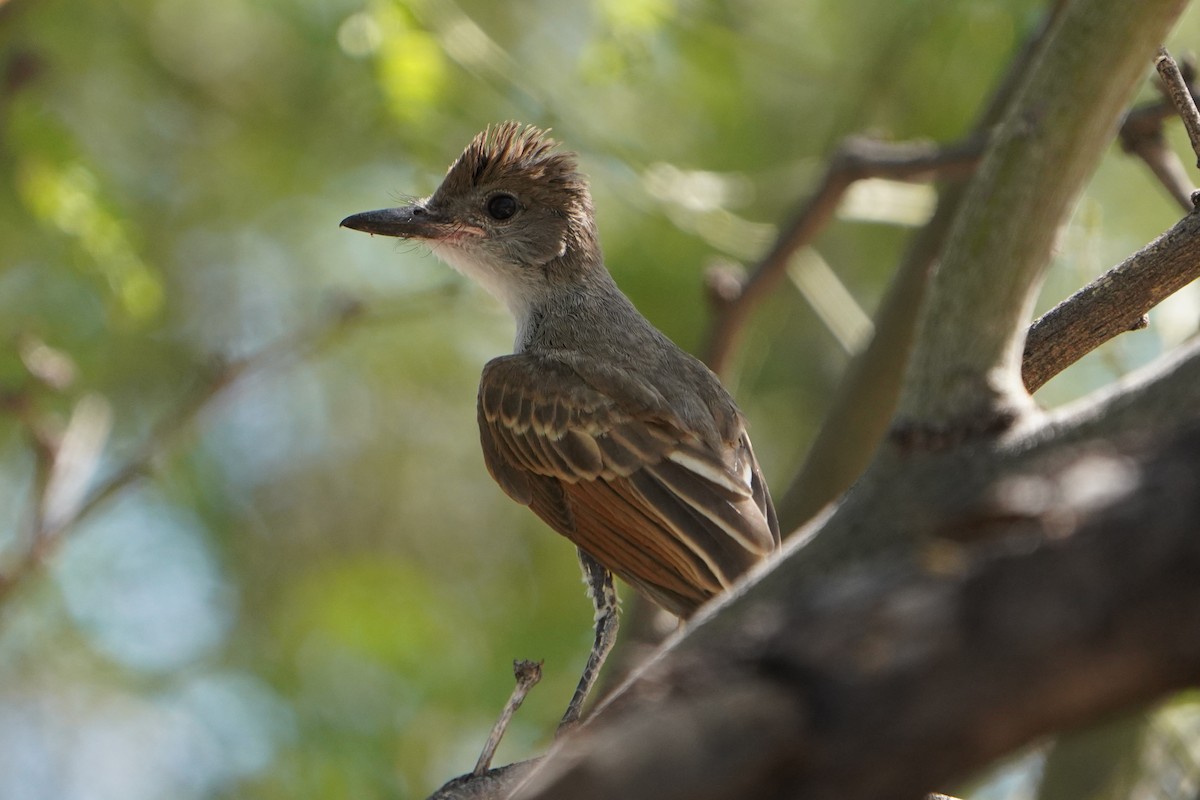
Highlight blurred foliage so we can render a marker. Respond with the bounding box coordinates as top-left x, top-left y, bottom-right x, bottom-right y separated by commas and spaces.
1, 0, 1199, 798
